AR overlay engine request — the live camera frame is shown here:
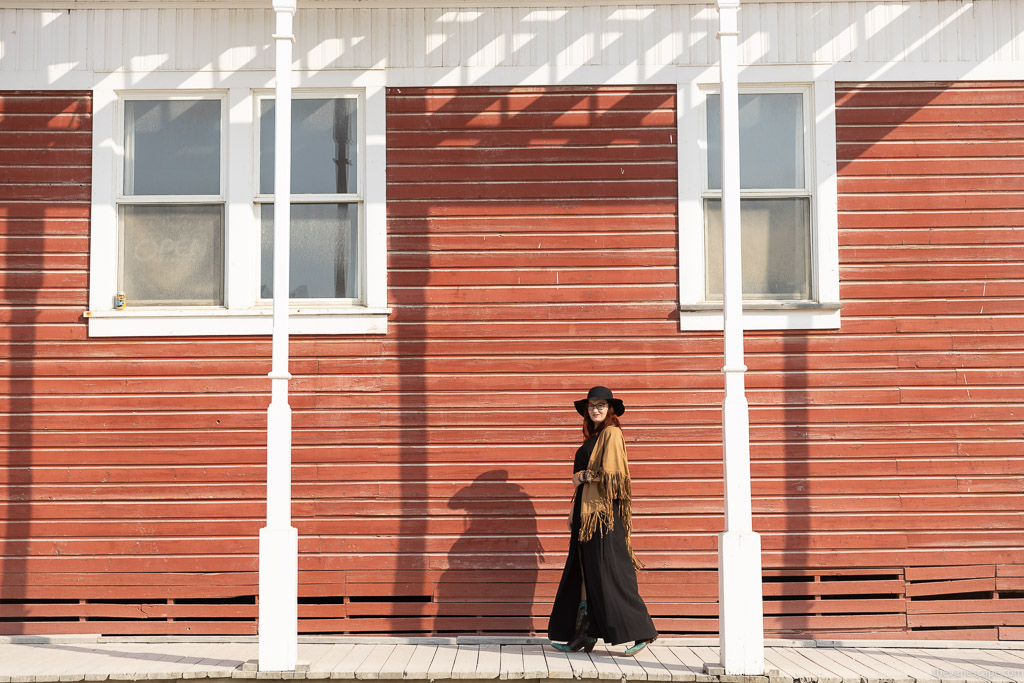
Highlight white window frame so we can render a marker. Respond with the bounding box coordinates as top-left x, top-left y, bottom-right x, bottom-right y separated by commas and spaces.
253, 89, 365, 306
86, 74, 389, 337
677, 80, 840, 331
115, 92, 228, 307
